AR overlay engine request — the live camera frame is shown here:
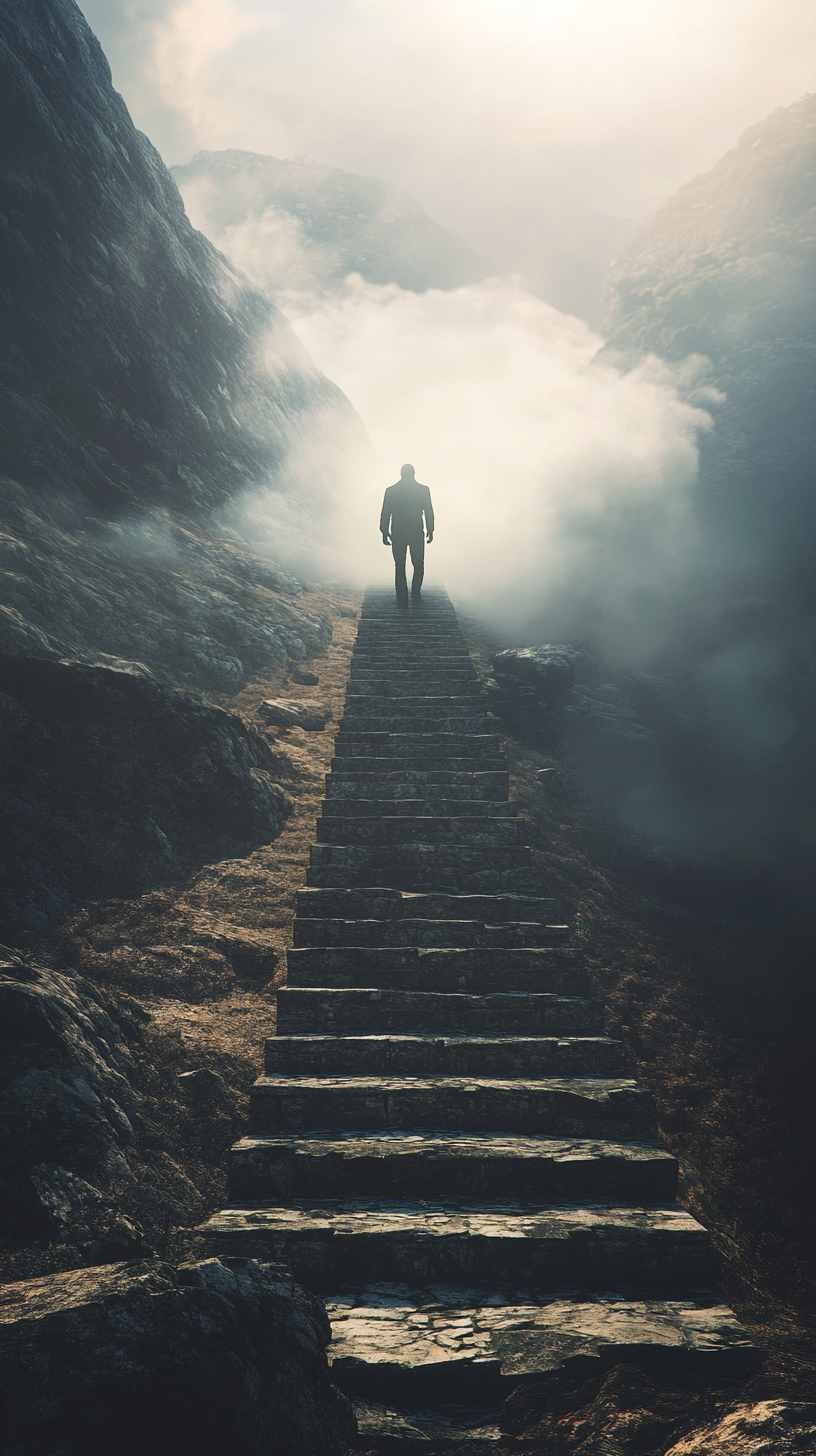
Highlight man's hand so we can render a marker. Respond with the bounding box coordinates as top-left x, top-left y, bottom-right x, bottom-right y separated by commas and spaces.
426, 531, 434, 544
381, 532, 391, 545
